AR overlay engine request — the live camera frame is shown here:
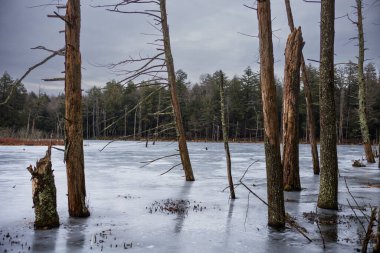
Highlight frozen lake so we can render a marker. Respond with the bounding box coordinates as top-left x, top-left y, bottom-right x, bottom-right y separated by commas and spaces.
0, 141, 379, 252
